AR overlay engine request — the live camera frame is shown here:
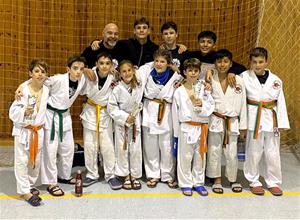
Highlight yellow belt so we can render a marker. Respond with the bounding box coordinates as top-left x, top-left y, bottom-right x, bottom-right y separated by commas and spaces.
87, 98, 107, 146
